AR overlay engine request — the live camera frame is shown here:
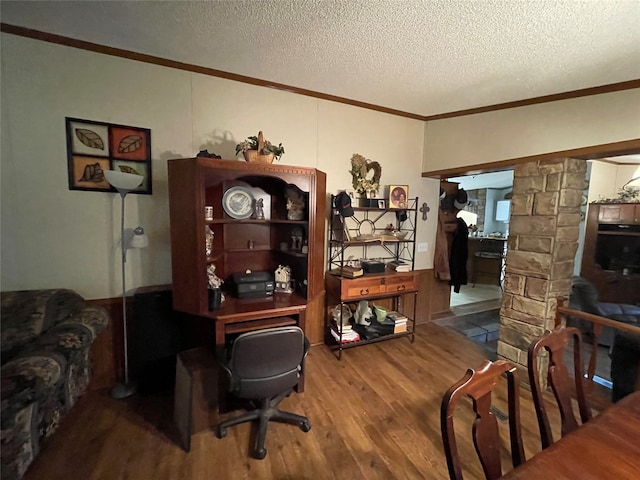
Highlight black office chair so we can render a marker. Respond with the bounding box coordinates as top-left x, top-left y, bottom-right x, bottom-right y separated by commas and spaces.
214, 326, 311, 459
